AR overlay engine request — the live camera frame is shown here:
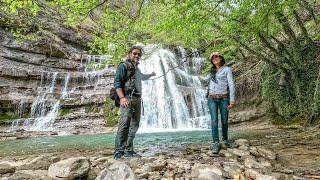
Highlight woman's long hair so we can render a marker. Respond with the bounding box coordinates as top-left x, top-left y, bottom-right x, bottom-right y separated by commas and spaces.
210, 55, 225, 82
